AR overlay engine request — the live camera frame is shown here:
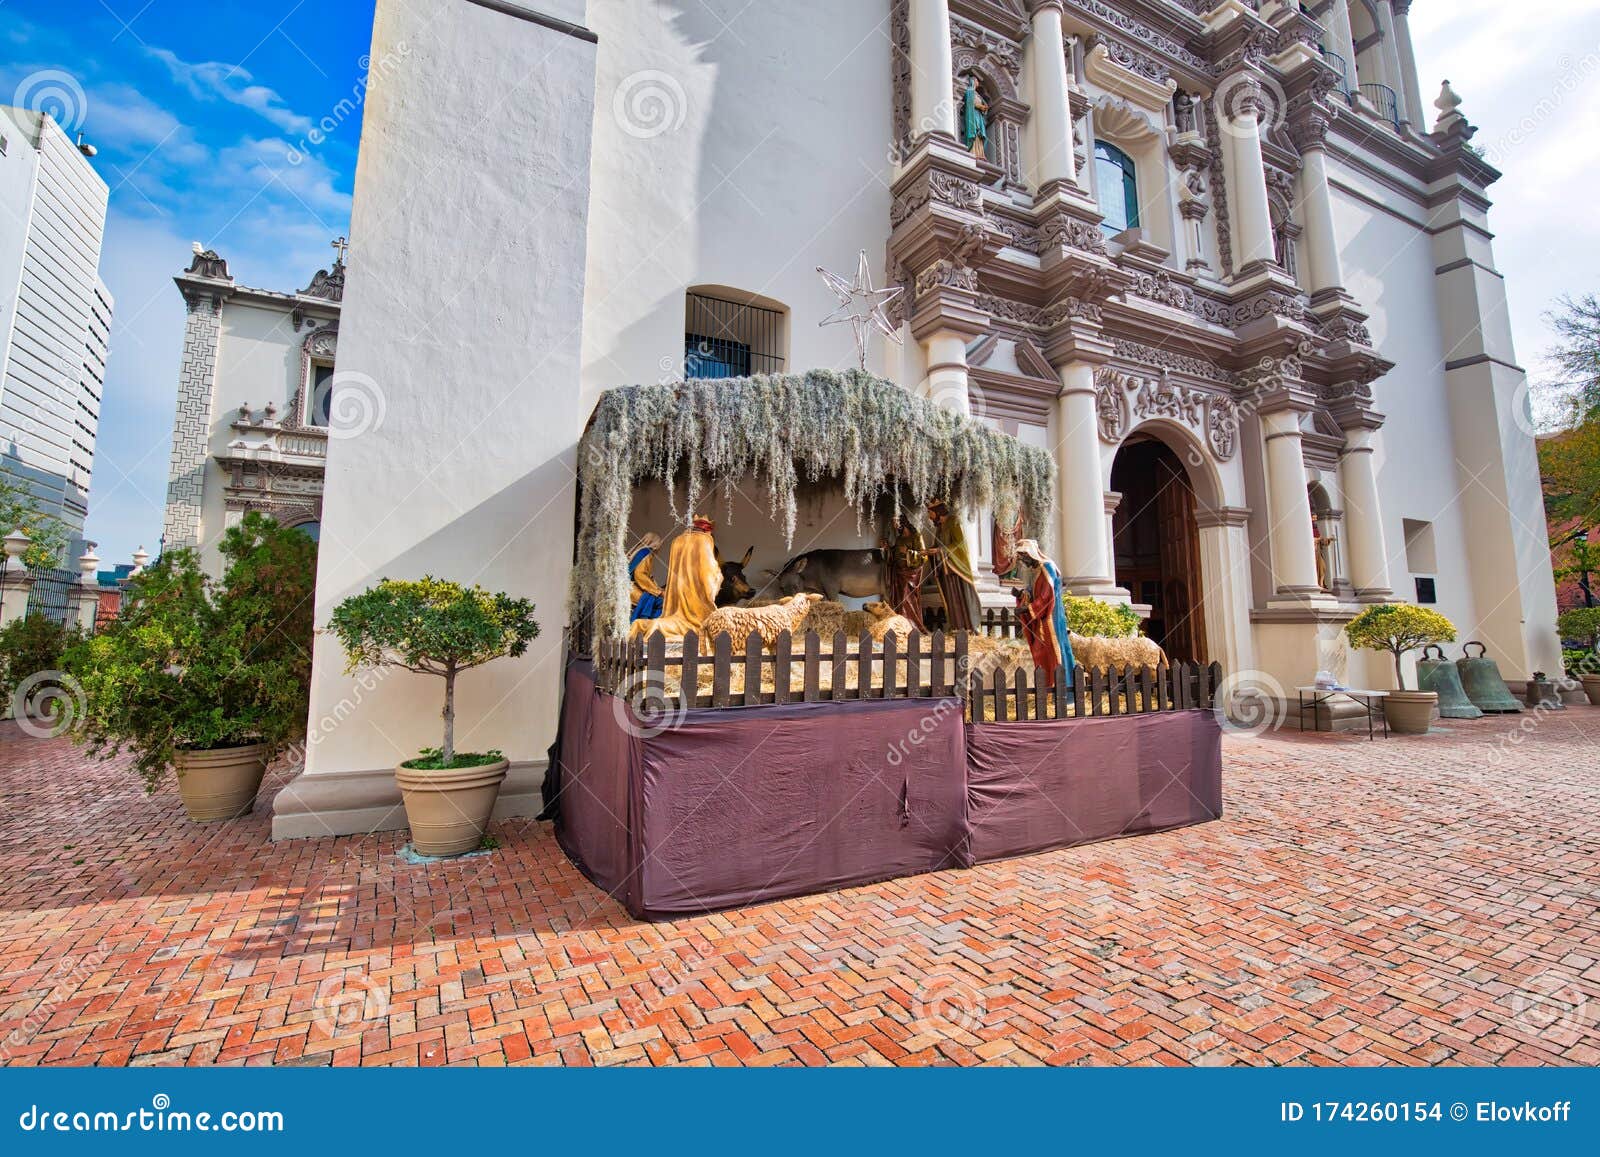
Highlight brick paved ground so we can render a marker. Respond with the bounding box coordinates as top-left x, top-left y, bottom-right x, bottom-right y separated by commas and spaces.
1, 709, 1597, 1067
